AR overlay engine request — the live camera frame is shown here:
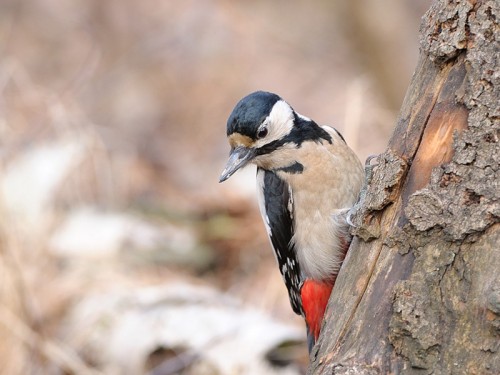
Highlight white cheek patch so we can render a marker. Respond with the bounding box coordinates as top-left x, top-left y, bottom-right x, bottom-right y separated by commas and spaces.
254, 100, 294, 148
